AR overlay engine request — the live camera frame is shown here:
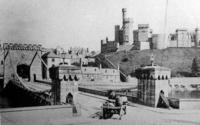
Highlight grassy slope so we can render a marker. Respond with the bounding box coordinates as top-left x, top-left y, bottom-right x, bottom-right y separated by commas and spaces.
105, 48, 200, 77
